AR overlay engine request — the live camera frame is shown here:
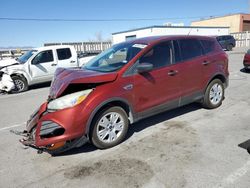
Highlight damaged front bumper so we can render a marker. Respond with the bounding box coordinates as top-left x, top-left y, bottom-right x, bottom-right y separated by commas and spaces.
19, 104, 48, 153
19, 129, 46, 153
19, 102, 90, 154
